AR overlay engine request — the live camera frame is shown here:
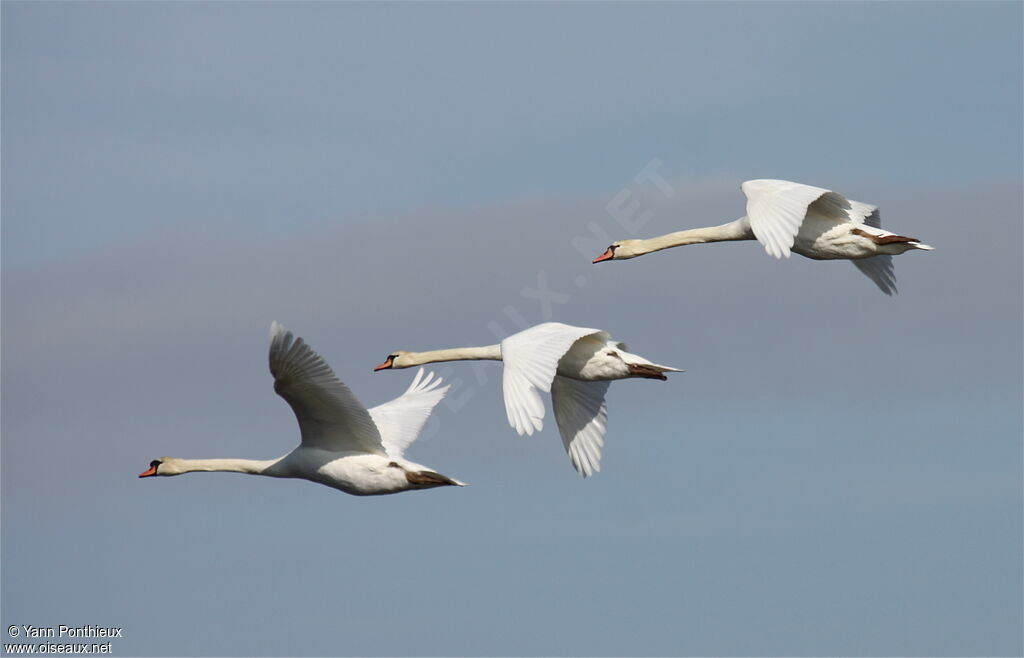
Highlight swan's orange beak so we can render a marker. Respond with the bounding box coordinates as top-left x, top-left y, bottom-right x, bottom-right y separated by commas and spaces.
592, 248, 614, 264
373, 356, 394, 372
139, 465, 158, 478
